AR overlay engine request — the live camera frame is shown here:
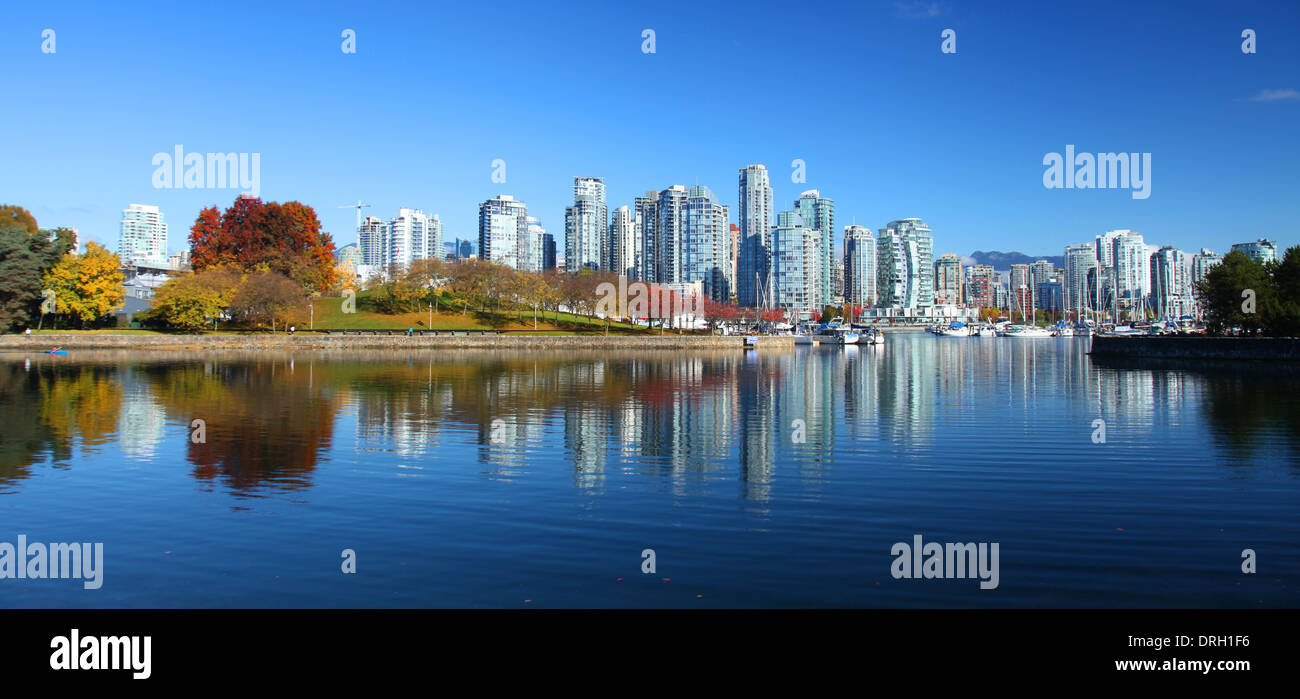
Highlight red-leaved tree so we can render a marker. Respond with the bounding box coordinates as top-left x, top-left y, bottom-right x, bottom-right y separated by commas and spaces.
189, 196, 337, 293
